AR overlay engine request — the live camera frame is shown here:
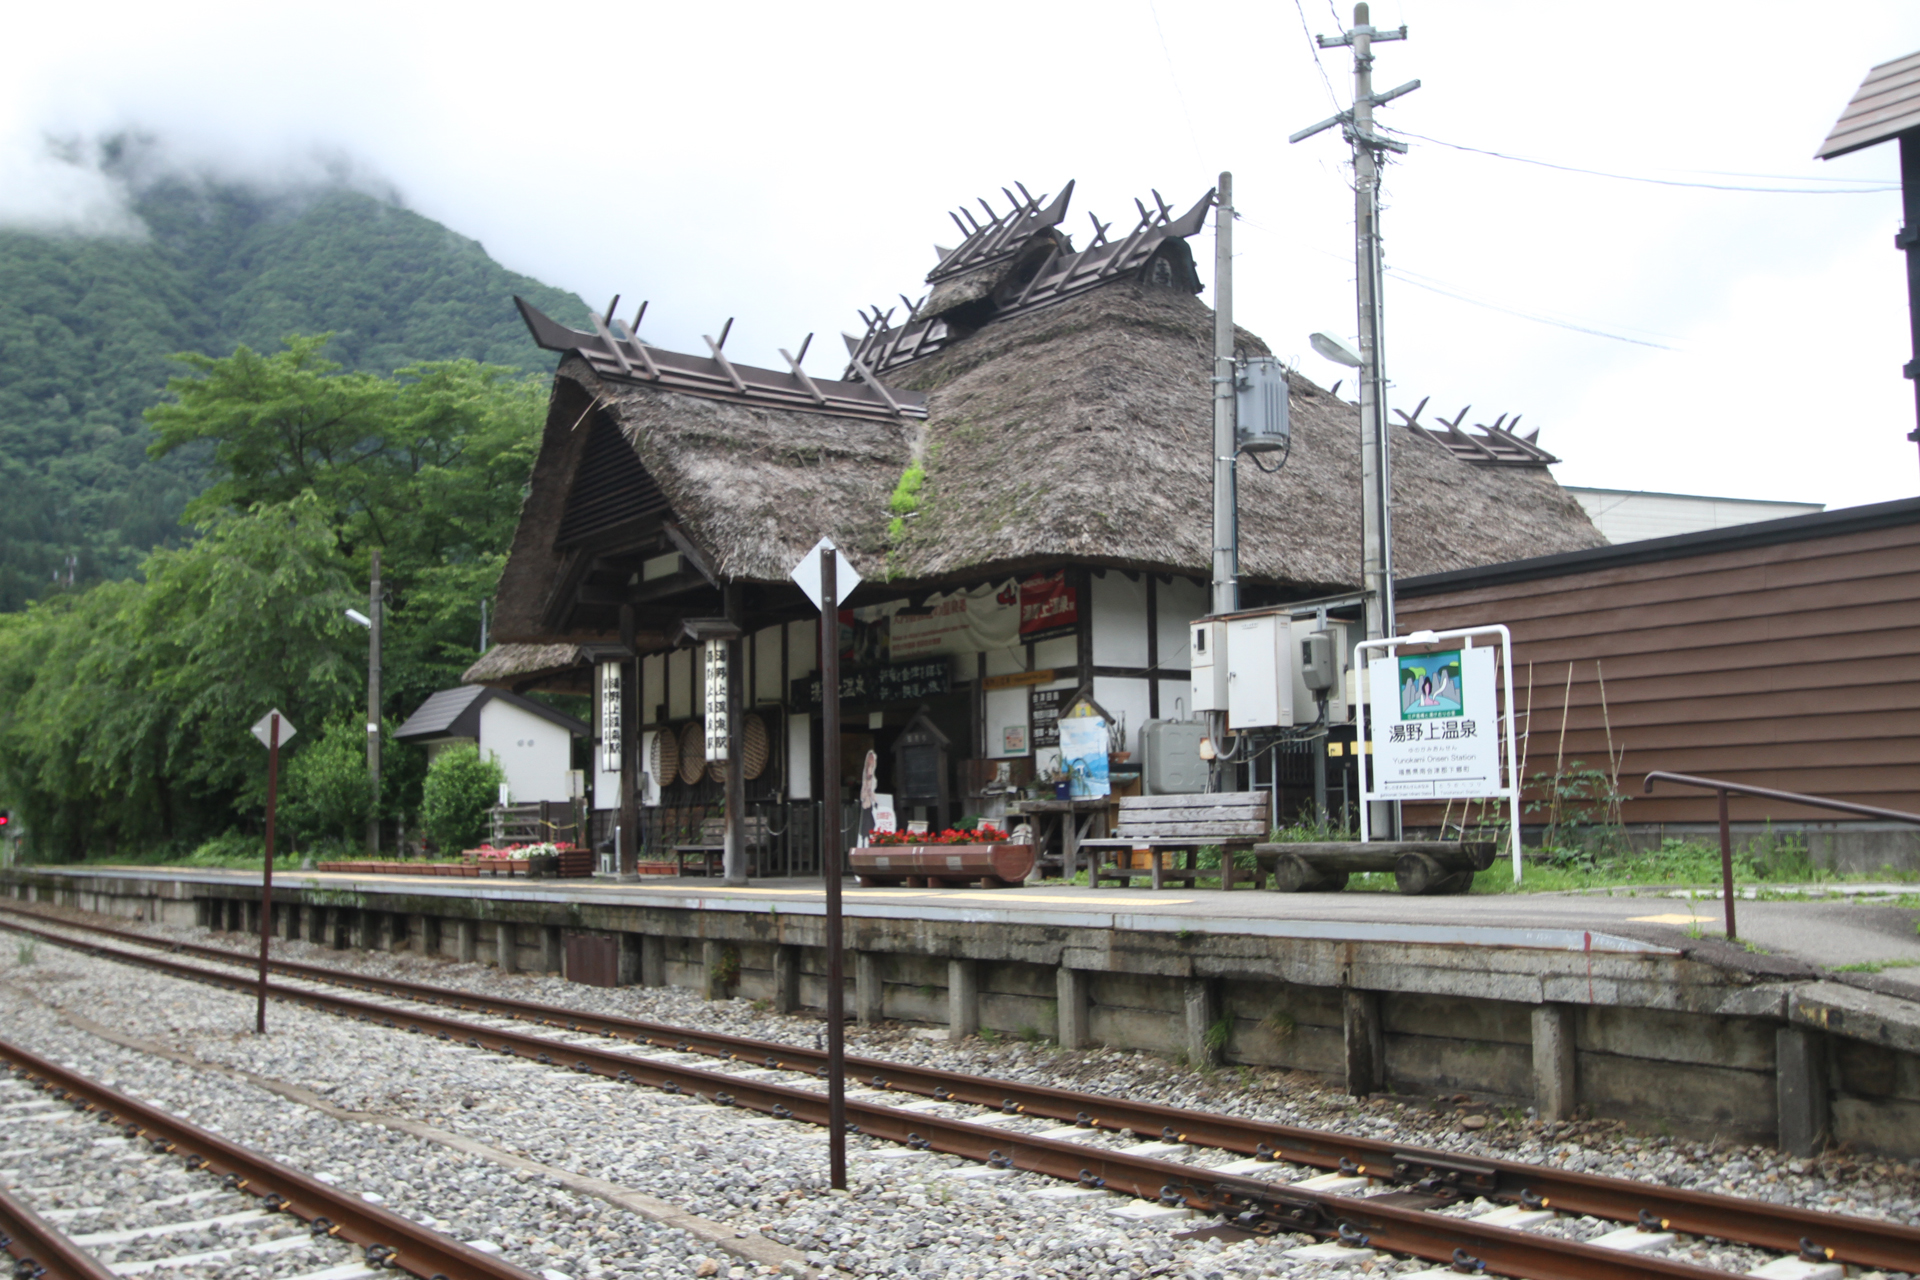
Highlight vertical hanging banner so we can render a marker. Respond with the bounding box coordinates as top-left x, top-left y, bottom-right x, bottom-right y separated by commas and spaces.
703, 639, 730, 762
598, 661, 623, 774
